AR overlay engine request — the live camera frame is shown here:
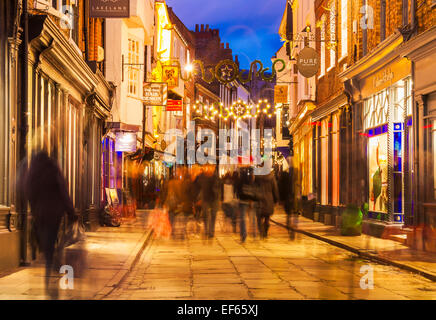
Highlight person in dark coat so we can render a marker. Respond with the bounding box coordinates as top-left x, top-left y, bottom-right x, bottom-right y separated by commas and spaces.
25, 149, 76, 296
255, 171, 279, 239
194, 165, 220, 239
234, 167, 257, 243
